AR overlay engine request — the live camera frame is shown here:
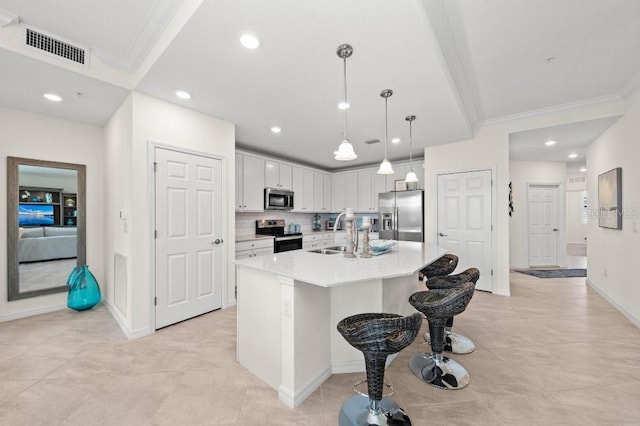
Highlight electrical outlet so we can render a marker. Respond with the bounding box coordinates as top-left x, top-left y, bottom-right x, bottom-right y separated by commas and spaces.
283, 299, 292, 318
